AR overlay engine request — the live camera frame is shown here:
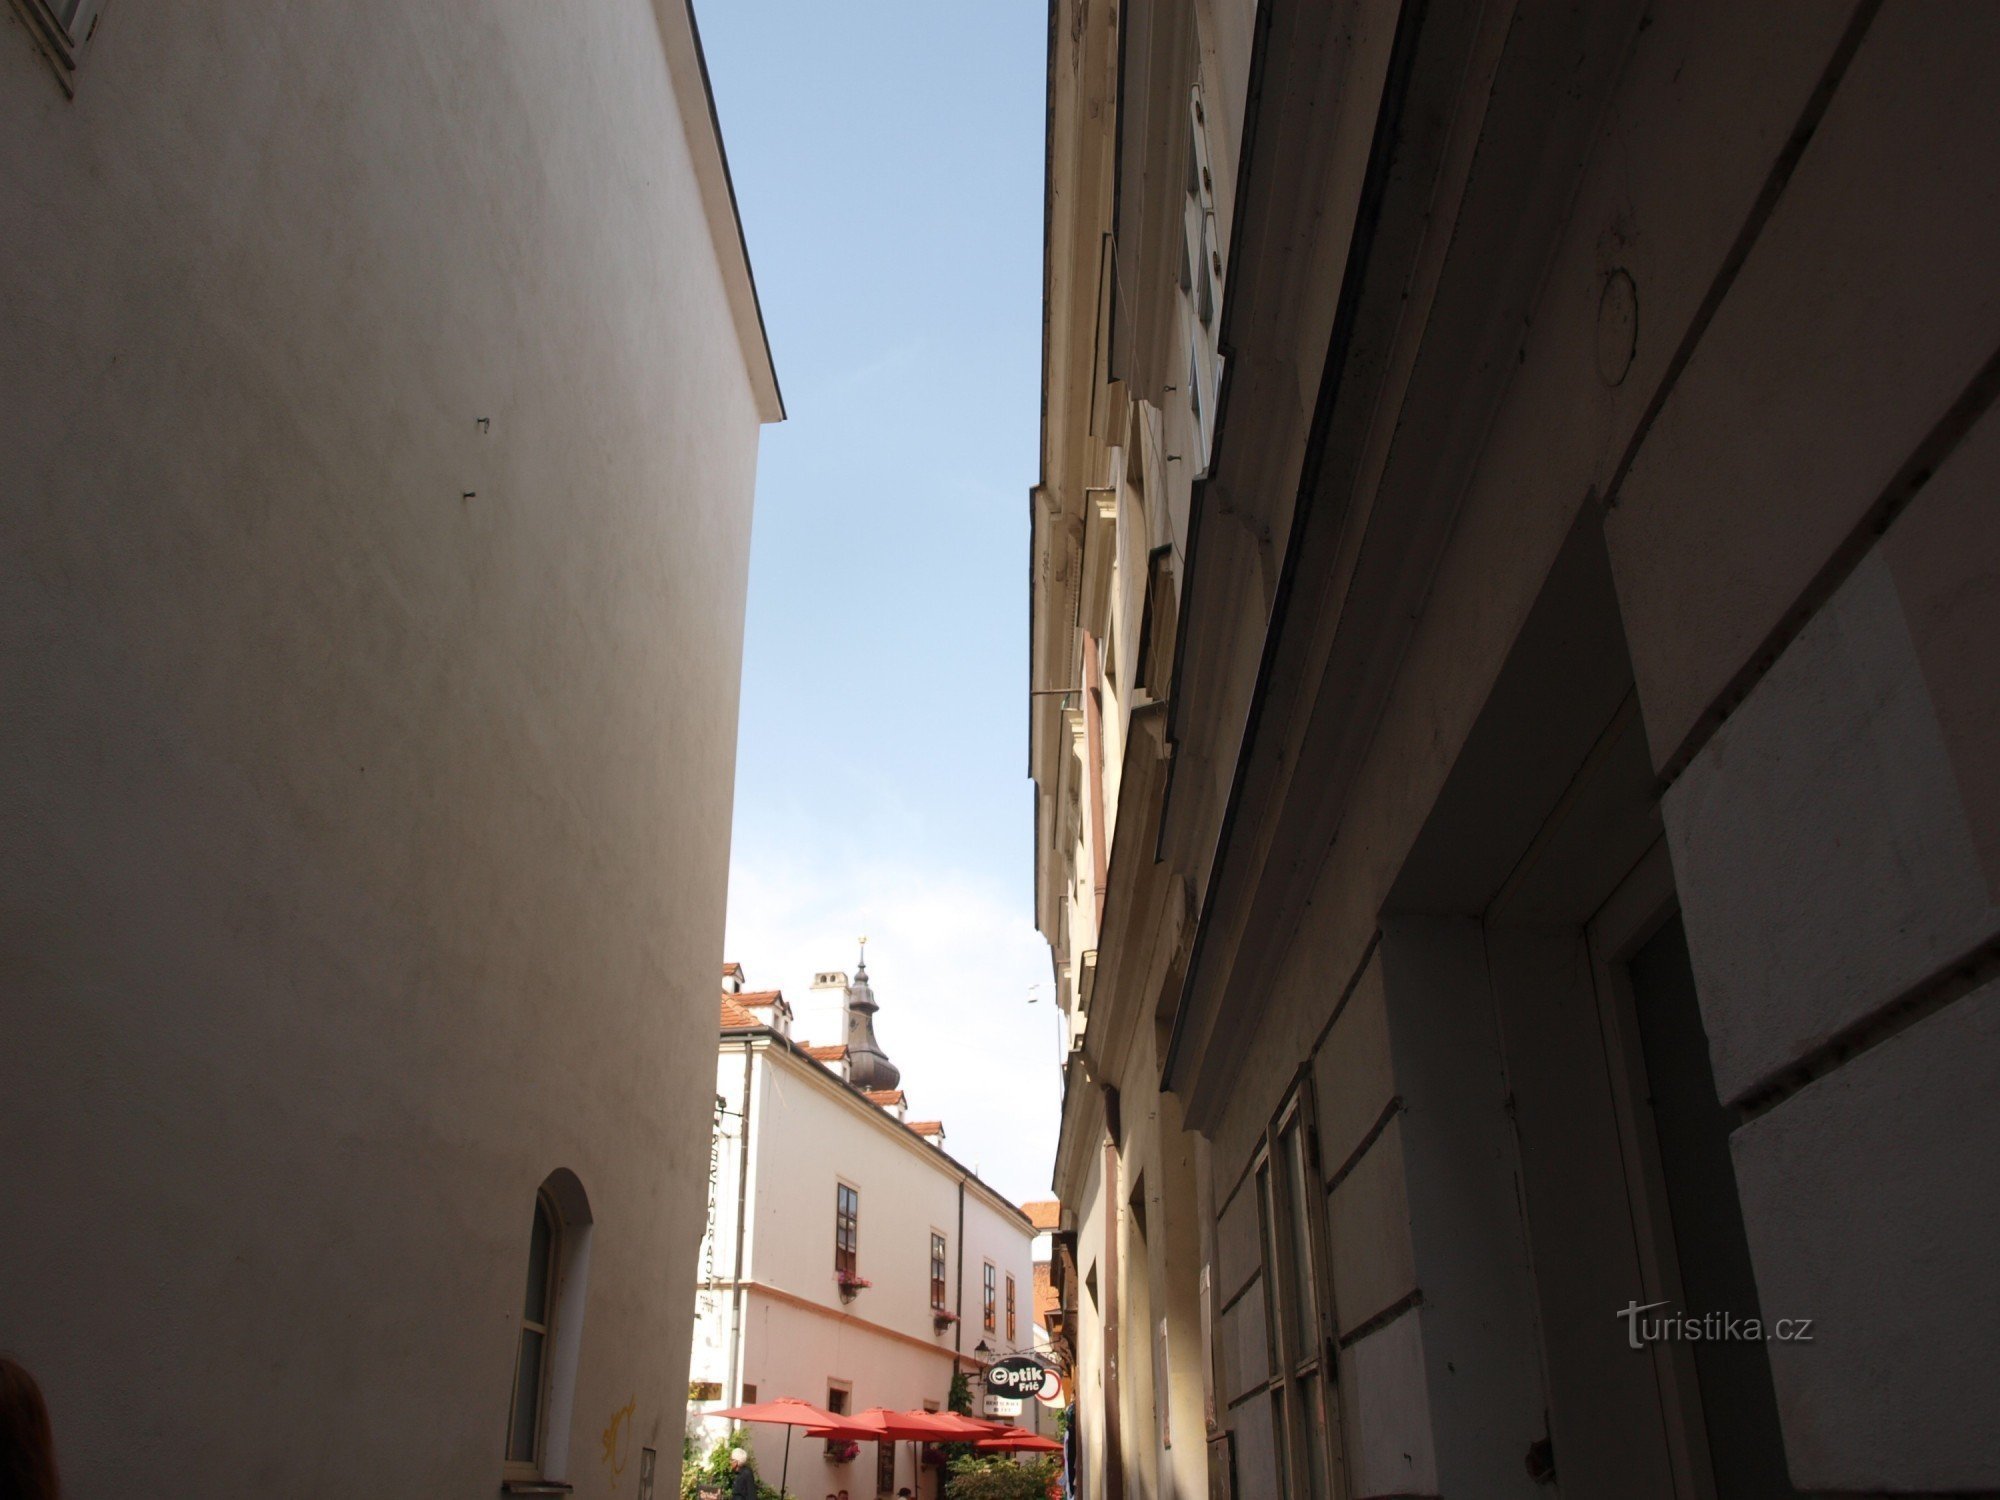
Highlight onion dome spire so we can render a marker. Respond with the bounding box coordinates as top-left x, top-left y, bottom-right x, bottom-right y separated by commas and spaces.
844, 936, 901, 1091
